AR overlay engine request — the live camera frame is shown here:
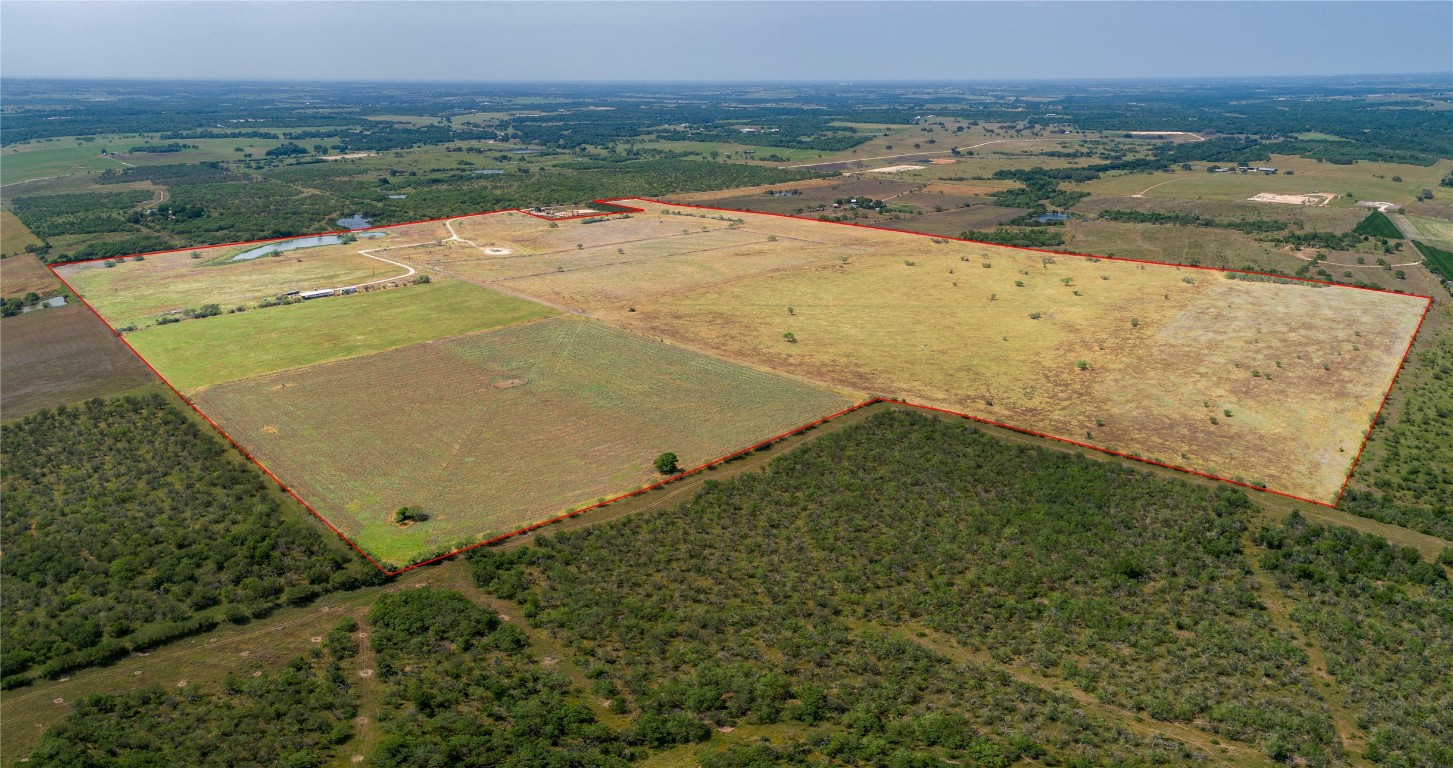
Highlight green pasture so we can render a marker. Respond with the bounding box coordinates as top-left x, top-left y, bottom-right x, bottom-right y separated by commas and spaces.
123, 279, 557, 392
